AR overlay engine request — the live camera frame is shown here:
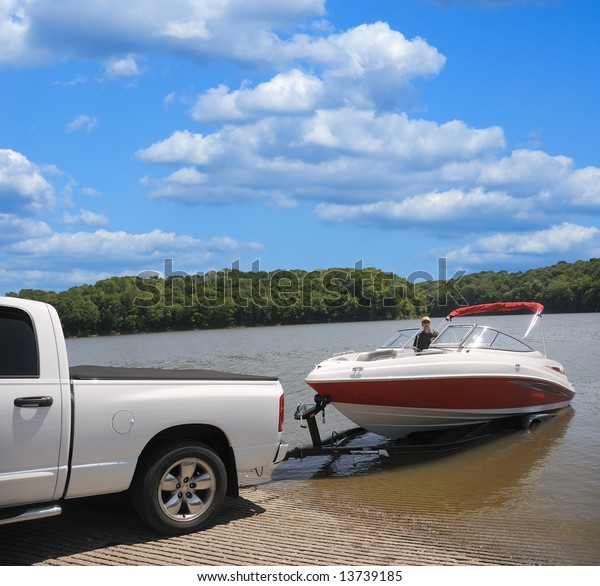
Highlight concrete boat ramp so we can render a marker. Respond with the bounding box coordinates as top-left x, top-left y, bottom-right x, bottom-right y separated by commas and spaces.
0, 466, 597, 566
